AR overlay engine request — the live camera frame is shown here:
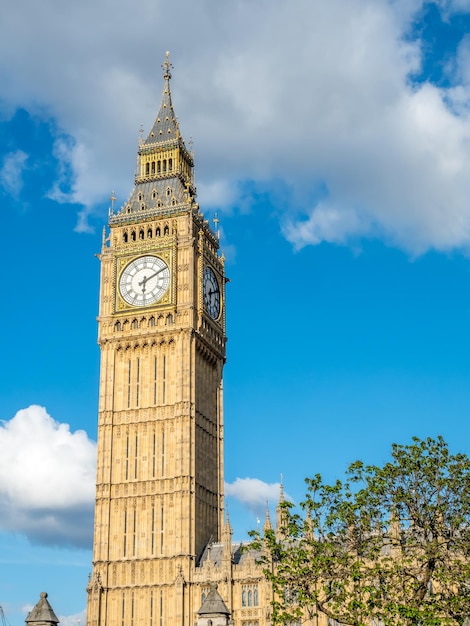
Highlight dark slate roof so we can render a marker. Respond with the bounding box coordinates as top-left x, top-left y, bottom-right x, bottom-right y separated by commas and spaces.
197, 542, 263, 567
198, 584, 230, 616
124, 179, 190, 213
144, 55, 180, 146
25, 593, 59, 625
109, 52, 198, 226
